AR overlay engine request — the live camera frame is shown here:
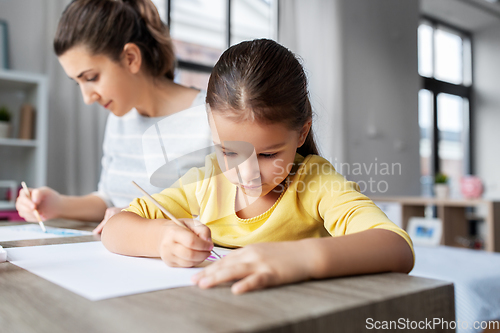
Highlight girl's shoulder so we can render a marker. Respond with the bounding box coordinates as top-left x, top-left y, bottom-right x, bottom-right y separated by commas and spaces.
287, 154, 358, 196
291, 154, 339, 178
